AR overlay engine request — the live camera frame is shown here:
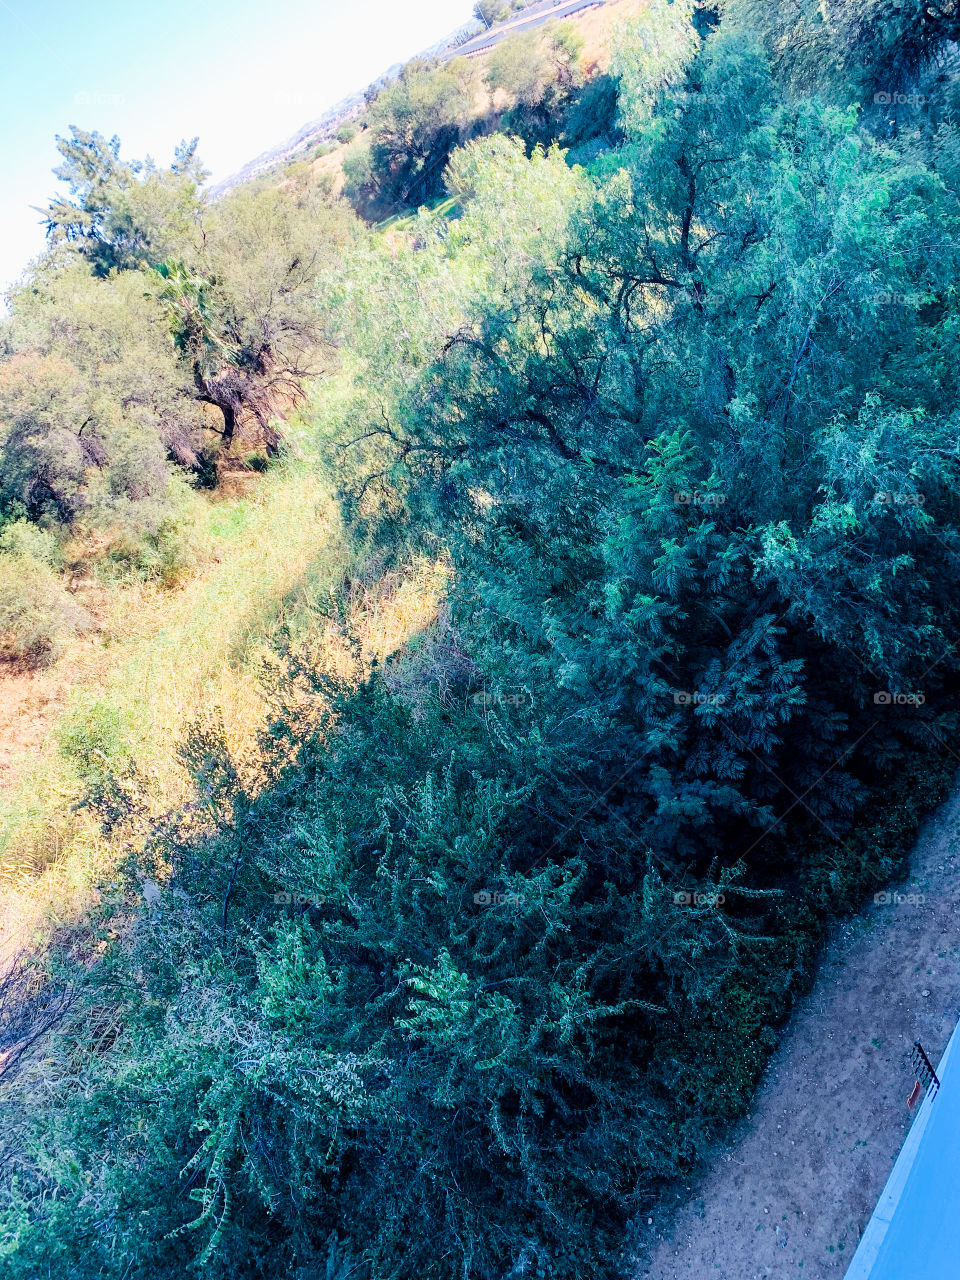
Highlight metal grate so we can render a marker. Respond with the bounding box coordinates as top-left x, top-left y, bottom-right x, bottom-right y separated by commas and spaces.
911, 1040, 941, 1096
